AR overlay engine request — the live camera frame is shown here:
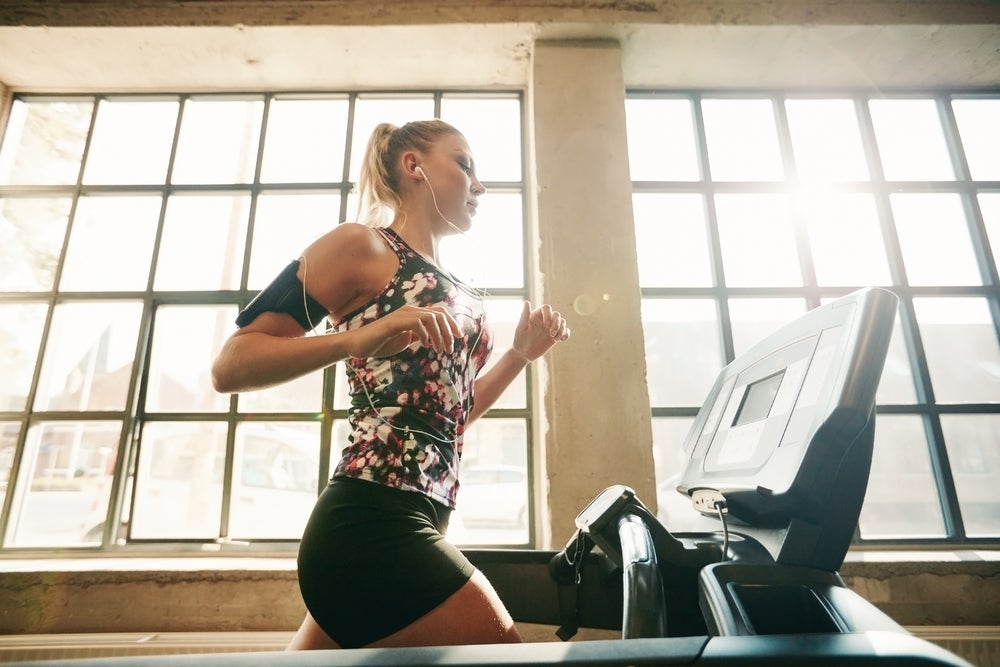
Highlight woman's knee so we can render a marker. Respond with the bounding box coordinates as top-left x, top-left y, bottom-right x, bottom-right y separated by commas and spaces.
286, 612, 340, 651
